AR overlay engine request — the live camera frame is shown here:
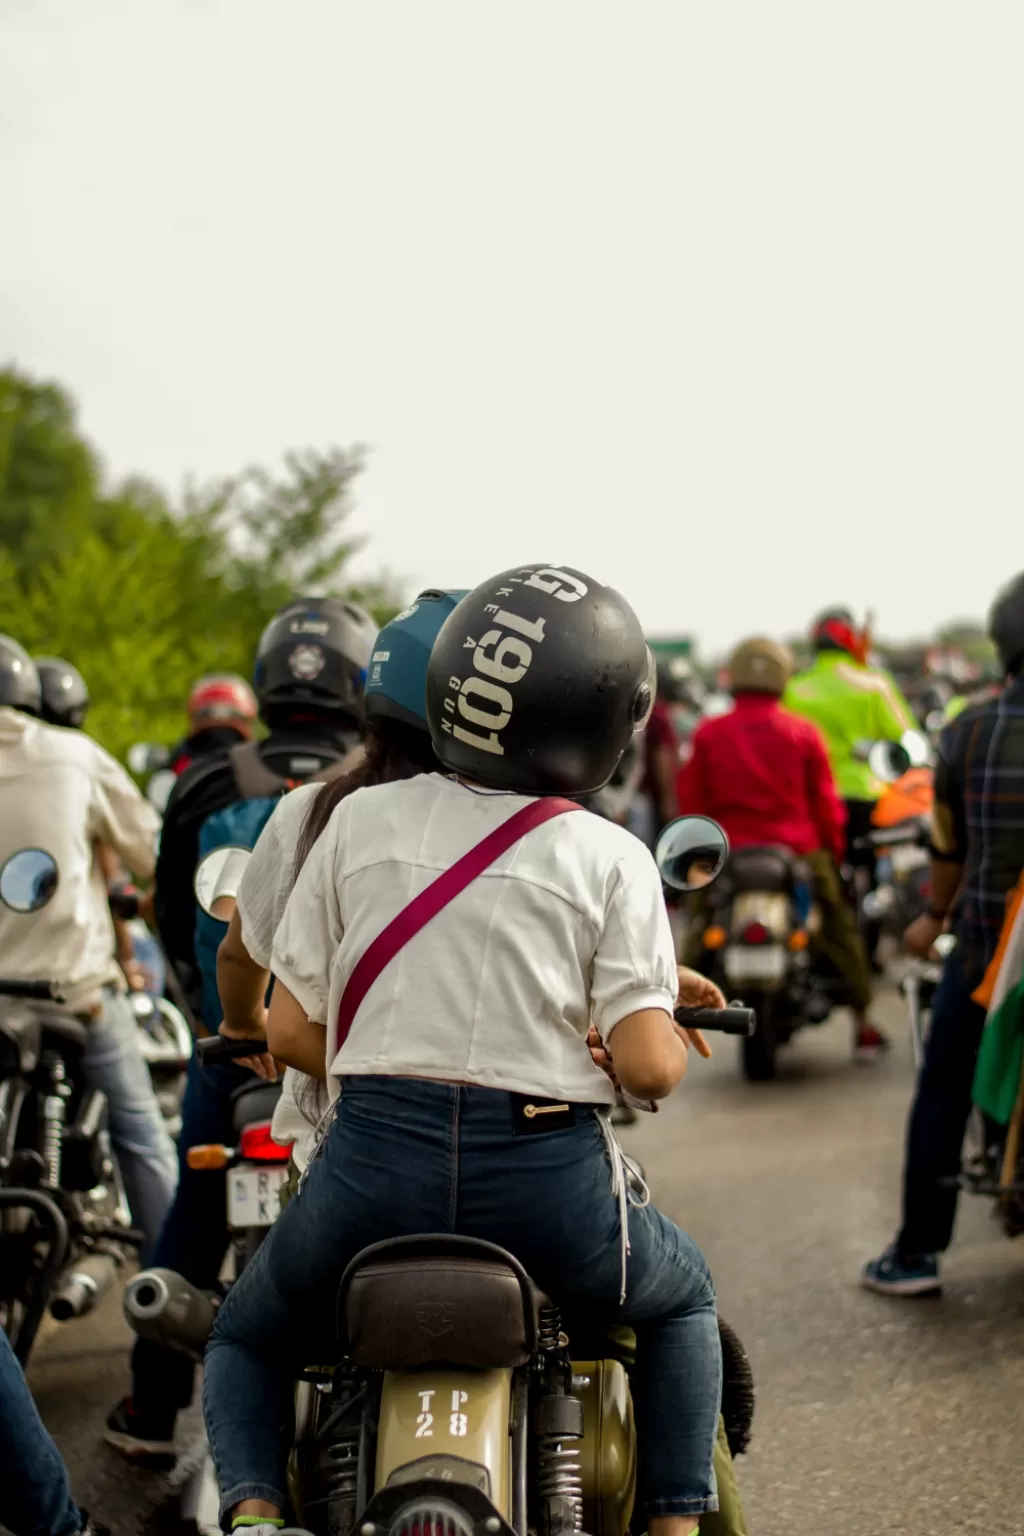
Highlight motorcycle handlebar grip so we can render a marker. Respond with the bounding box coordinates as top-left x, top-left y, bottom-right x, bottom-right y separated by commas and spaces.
108, 890, 141, 920
195, 1033, 267, 1065
0, 978, 64, 1001
674, 1005, 757, 1036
